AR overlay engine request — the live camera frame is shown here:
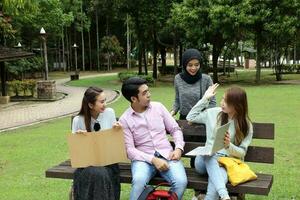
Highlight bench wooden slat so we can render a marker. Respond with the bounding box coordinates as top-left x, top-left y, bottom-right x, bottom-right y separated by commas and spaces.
171, 141, 274, 164
46, 162, 273, 196
252, 123, 274, 139
177, 120, 274, 140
